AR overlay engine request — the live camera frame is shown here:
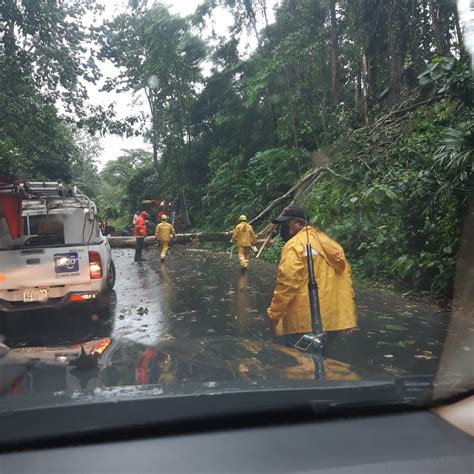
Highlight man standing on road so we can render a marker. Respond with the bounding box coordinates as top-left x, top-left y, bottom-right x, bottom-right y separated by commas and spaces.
267, 205, 357, 348
134, 210, 148, 262
155, 215, 176, 262
230, 215, 256, 271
